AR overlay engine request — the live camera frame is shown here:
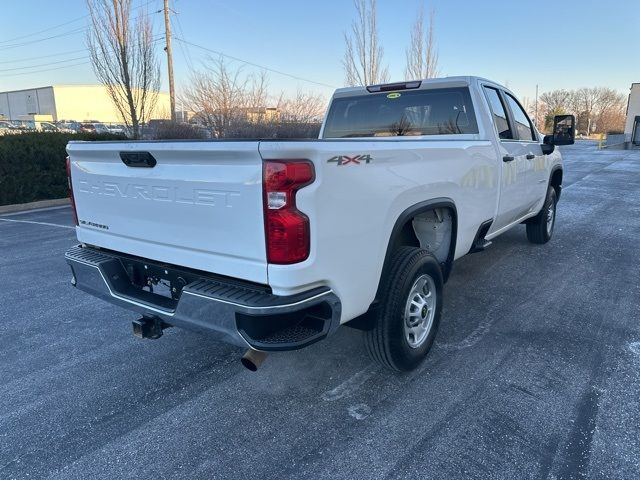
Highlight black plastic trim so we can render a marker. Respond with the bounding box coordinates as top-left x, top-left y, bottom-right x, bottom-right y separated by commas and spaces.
549, 165, 563, 202
541, 142, 555, 155
236, 292, 342, 351
65, 245, 341, 351
378, 198, 458, 291
366, 81, 422, 93
120, 151, 157, 168
468, 219, 493, 254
